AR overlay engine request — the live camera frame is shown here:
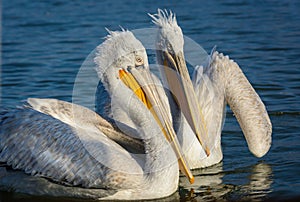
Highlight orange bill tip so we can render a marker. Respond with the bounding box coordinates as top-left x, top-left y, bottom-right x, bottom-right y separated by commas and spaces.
205, 147, 210, 157
119, 69, 127, 79
190, 176, 195, 184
